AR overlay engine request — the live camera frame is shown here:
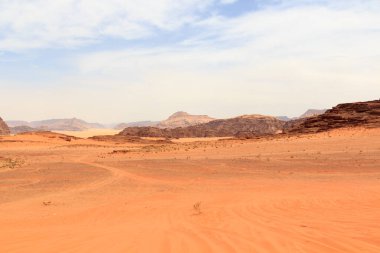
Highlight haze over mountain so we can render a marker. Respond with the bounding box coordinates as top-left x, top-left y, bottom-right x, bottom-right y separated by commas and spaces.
6, 118, 104, 131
